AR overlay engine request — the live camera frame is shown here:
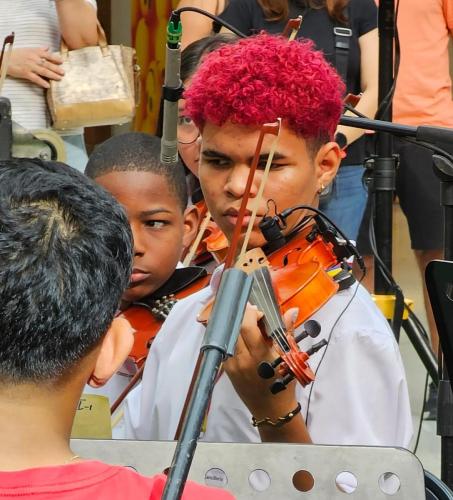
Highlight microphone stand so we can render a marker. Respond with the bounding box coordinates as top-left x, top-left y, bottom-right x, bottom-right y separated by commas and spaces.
374, 0, 396, 299
0, 97, 12, 160
162, 269, 253, 500
160, 12, 183, 166
340, 114, 453, 489
431, 155, 453, 490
